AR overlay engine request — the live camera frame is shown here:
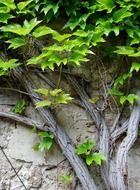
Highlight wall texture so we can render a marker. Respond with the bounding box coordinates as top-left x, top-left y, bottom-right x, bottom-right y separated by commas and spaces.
0, 63, 140, 190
